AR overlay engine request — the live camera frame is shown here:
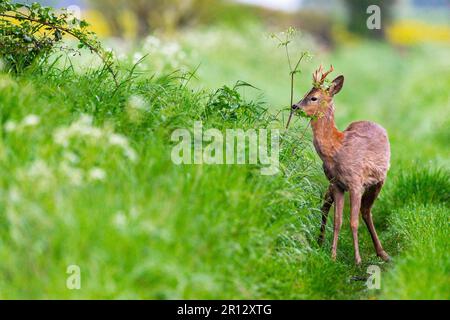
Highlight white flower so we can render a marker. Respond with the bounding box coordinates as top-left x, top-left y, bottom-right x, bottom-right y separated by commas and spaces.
133, 52, 145, 64
117, 52, 127, 61
78, 114, 93, 126
4, 120, 17, 132
53, 114, 101, 146
63, 151, 79, 164
108, 134, 138, 162
127, 95, 147, 111
21, 160, 54, 189
60, 163, 83, 186
22, 114, 40, 127
88, 167, 106, 181
161, 42, 181, 57
0, 75, 16, 89
130, 206, 140, 219
113, 211, 127, 228
143, 35, 161, 51
124, 148, 138, 162
8, 187, 21, 203
109, 133, 129, 147
126, 95, 147, 123
28, 160, 52, 178
4, 115, 40, 133
53, 114, 138, 162
53, 128, 70, 147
